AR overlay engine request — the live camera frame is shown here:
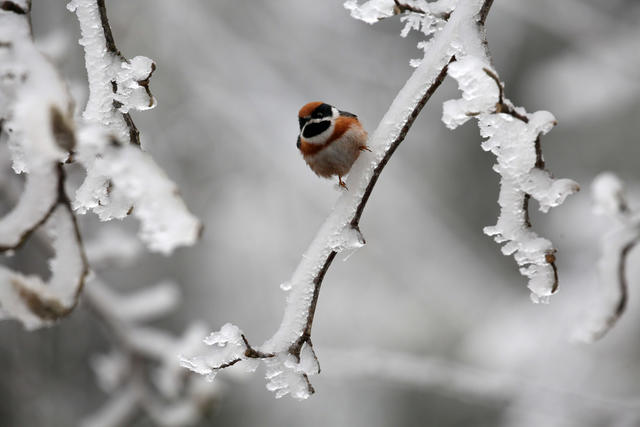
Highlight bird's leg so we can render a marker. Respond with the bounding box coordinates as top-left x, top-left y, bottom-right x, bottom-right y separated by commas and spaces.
359, 145, 372, 152
338, 176, 348, 190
